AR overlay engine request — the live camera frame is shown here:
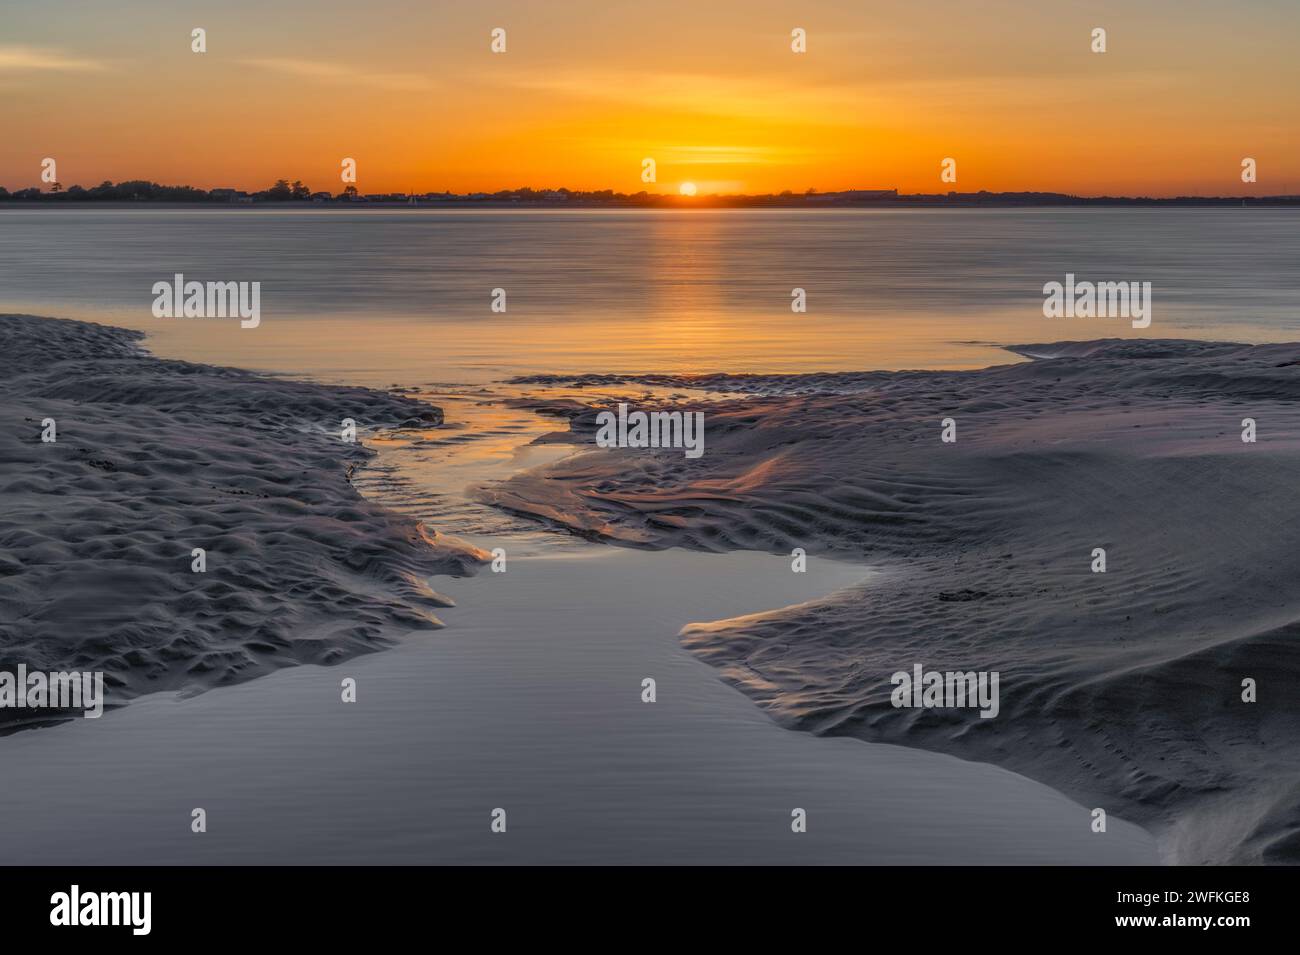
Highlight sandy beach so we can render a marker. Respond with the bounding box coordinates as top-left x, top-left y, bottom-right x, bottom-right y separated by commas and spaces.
487, 340, 1300, 864
0, 313, 1168, 864
0, 313, 485, 727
